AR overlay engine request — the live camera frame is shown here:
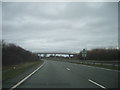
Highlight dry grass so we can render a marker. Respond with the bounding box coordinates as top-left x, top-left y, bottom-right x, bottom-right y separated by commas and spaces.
2, 60, 43, 82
